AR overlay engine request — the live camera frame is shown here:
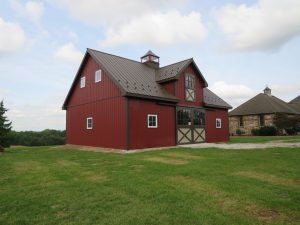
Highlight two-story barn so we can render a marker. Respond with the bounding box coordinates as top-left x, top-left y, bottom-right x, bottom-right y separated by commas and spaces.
63, 49, 232, 150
